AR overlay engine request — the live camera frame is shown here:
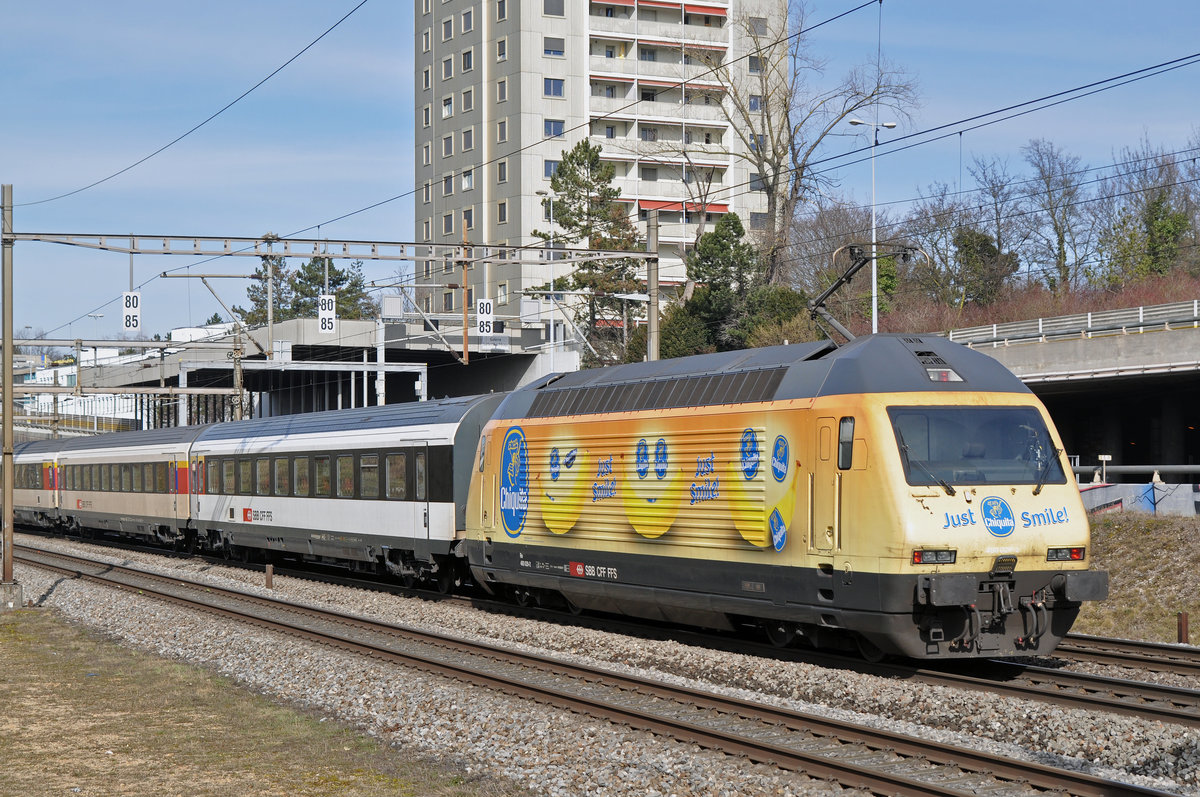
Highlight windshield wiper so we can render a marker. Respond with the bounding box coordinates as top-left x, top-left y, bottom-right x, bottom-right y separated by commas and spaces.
1032, 447, 1064, 496
896, 429, 955, 496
